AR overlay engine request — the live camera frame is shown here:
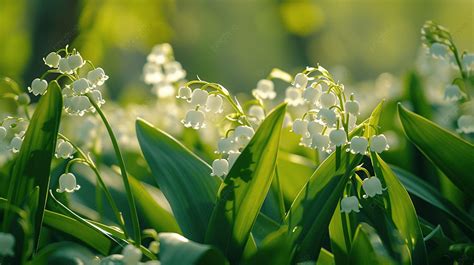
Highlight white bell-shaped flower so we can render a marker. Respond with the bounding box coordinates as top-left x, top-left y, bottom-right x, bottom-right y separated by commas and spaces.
444, 84, 464, 102
87, 68, 109, 87
285, 87, 304, 106
89, 90, 106, 107
64, 96, 91, 116
303, 86, 320, 104
329, 129, 347, 146
55, 139, 75, 159
362, 177, 384, 198
227, 152, 241, 168
153, 82, 175, 98
348, 136, 368, 154
317, 108, 338, 127
319, 92, 336, 108
252, 79, 276, 100
211, 159, 229, 177
248, 105, 266, 121
307, 120, 323, 136
457, 115, 474, 134
177, 86, 192, 100
0, 126, 7, 140
292, 119, 308, 136
340, 196, 360, 213
205, 95, 223, 113
462, 53, 474, 71
122, 244, 142, 265
0, 232, 15, 256
58, 57, 73, 74
147, 43, 173, 64
429, 43, 450, 59
68, 53, 85, 70
43, 52, 61, 68
293, 73, 308, 88
182, 110, 206, 129
56, 173, 80, 193
345, 100, 360, 116
233, 126, 255, 147
10, 136, 23, 153
143, 62, 164, 85
310, 133, 330, 151
72, 78, 91, 95
28, 78, 48, 96
217, 137, 239, 154
370, 134, 389, 153
189, 89, 209, 107
164, 61, 186, 82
